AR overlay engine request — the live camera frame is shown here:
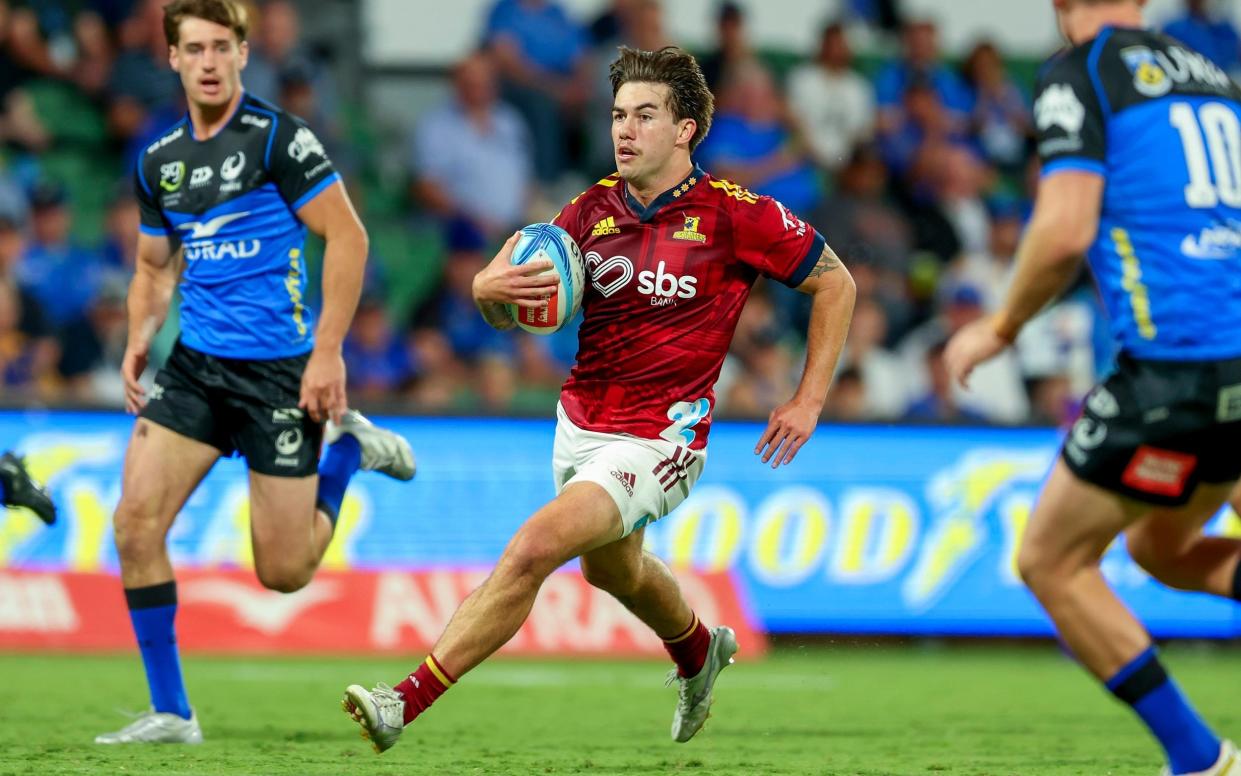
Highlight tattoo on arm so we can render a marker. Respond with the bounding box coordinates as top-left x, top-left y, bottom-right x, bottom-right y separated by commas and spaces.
807, 244, 841, 278
478, 300, 517, 331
